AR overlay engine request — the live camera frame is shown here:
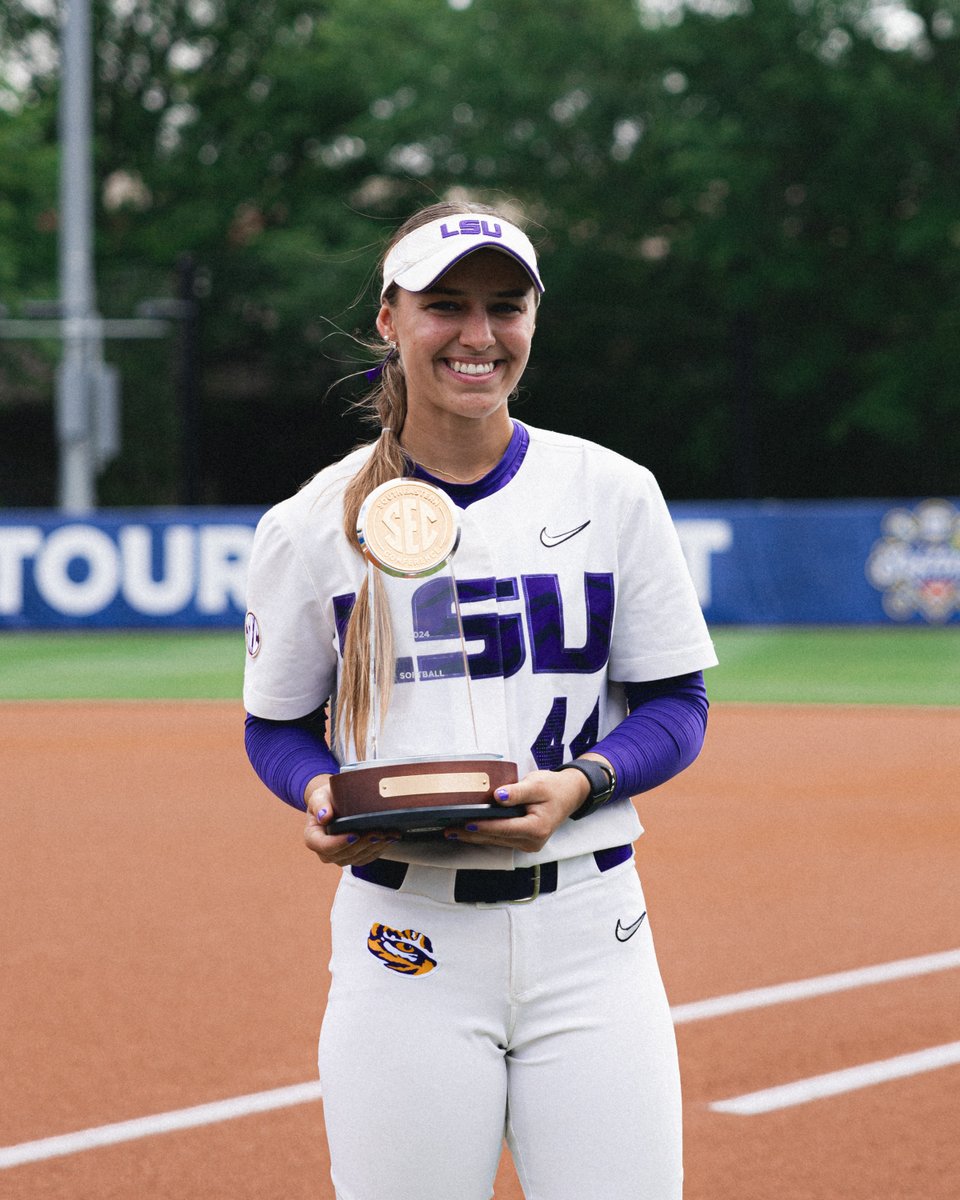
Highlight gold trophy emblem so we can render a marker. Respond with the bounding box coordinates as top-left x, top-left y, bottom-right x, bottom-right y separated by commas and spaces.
329, 479, 522, 838
358, 479, 460, 577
